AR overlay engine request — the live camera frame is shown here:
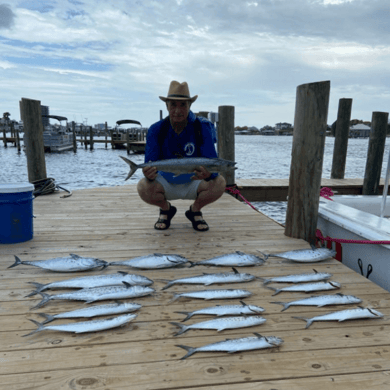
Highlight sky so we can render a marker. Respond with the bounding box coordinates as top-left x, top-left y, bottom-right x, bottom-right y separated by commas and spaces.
1, 0, 390, 129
